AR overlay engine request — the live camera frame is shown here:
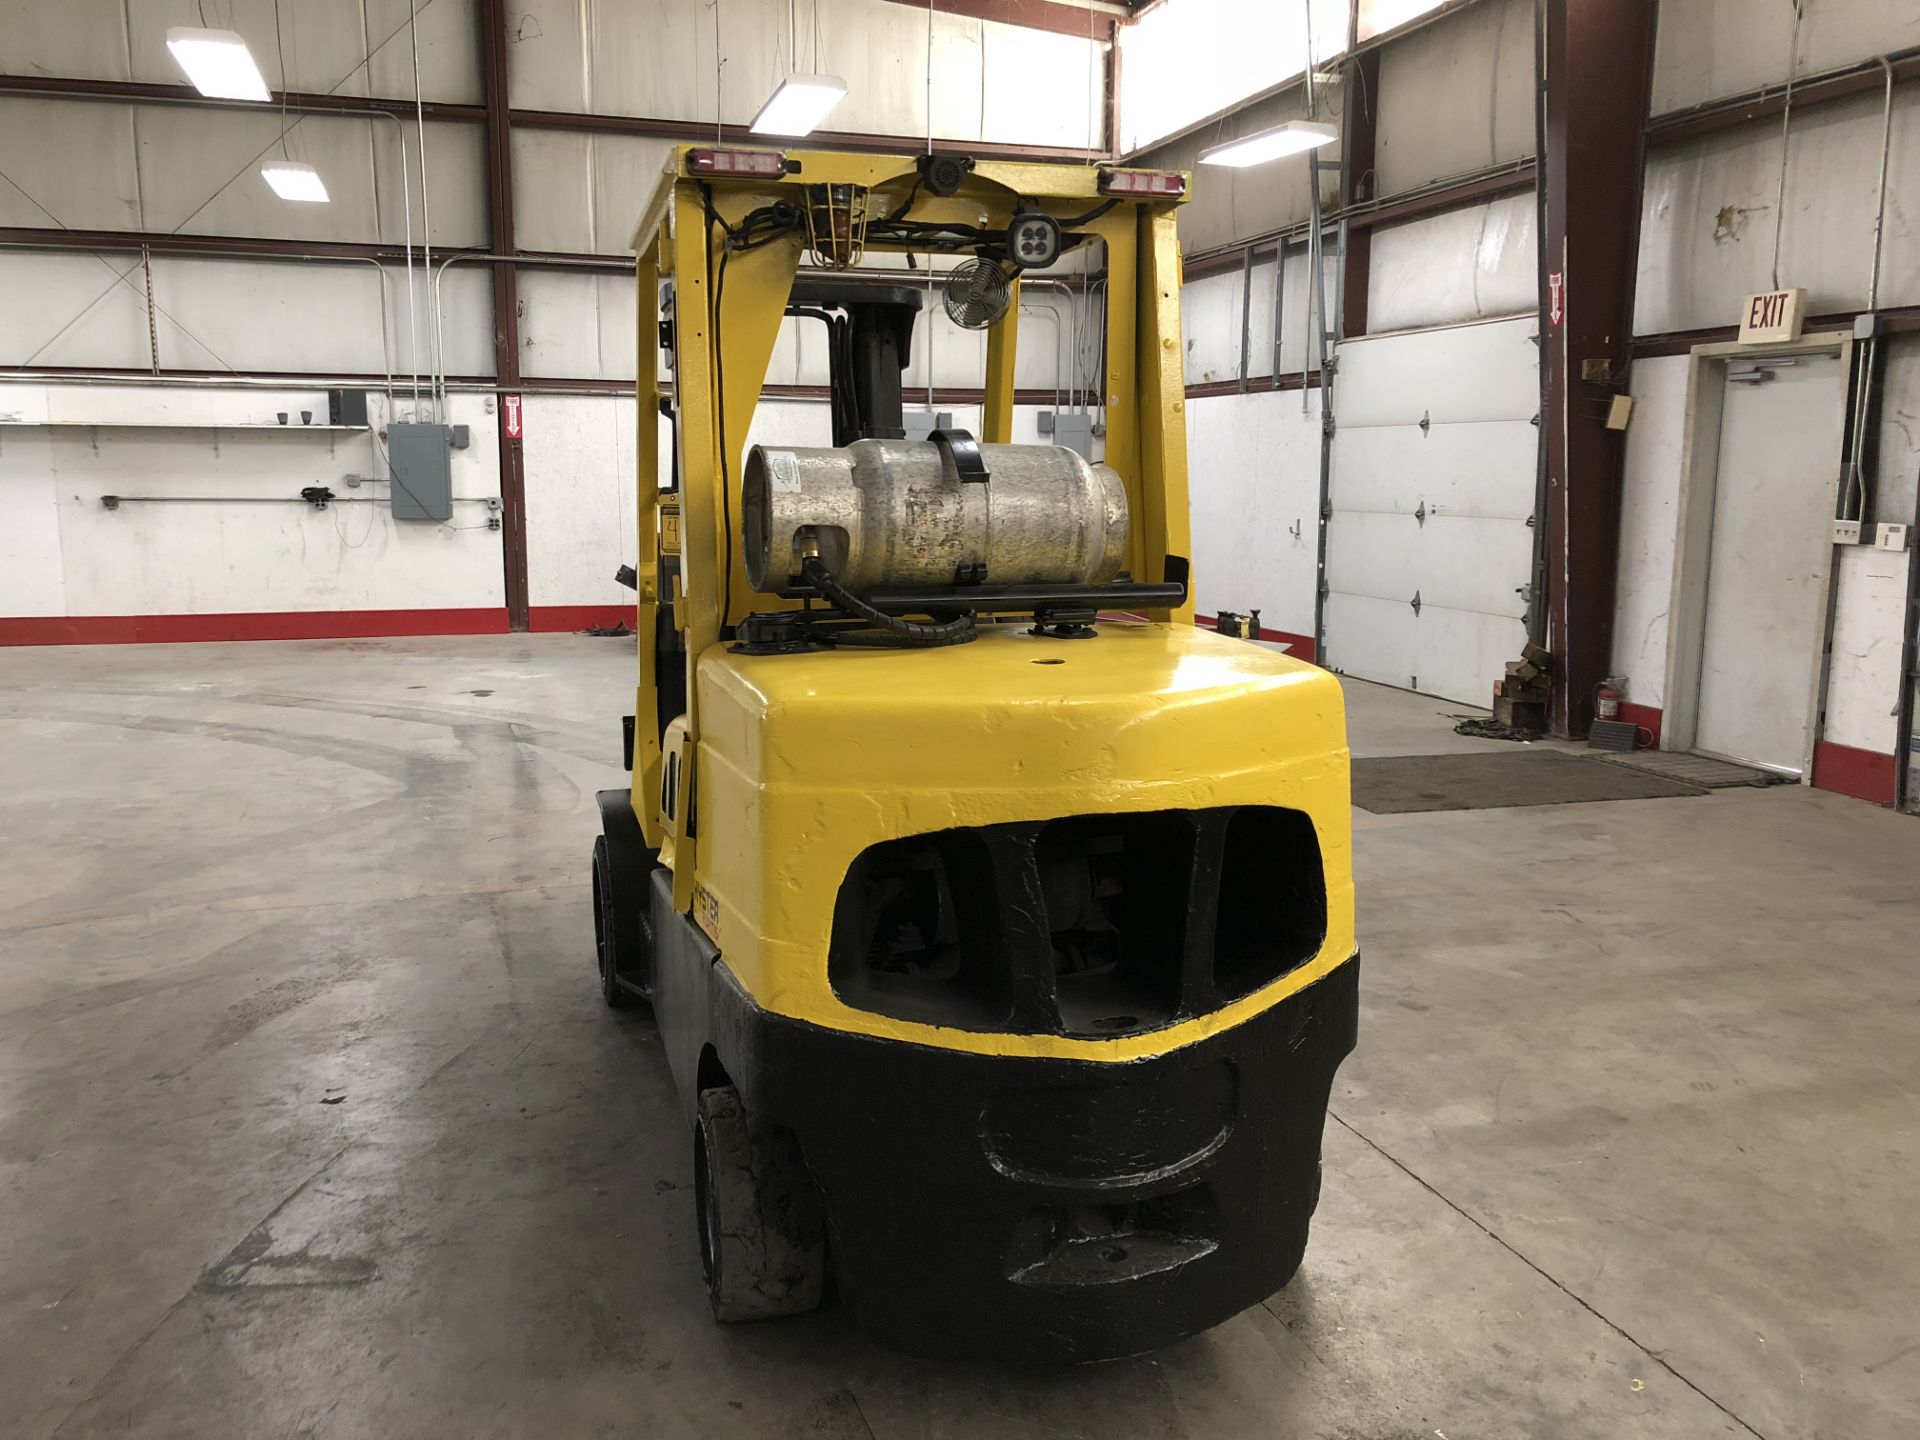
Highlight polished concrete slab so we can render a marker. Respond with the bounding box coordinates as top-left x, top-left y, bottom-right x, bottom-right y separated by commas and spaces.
1, 634, 1915, 1439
